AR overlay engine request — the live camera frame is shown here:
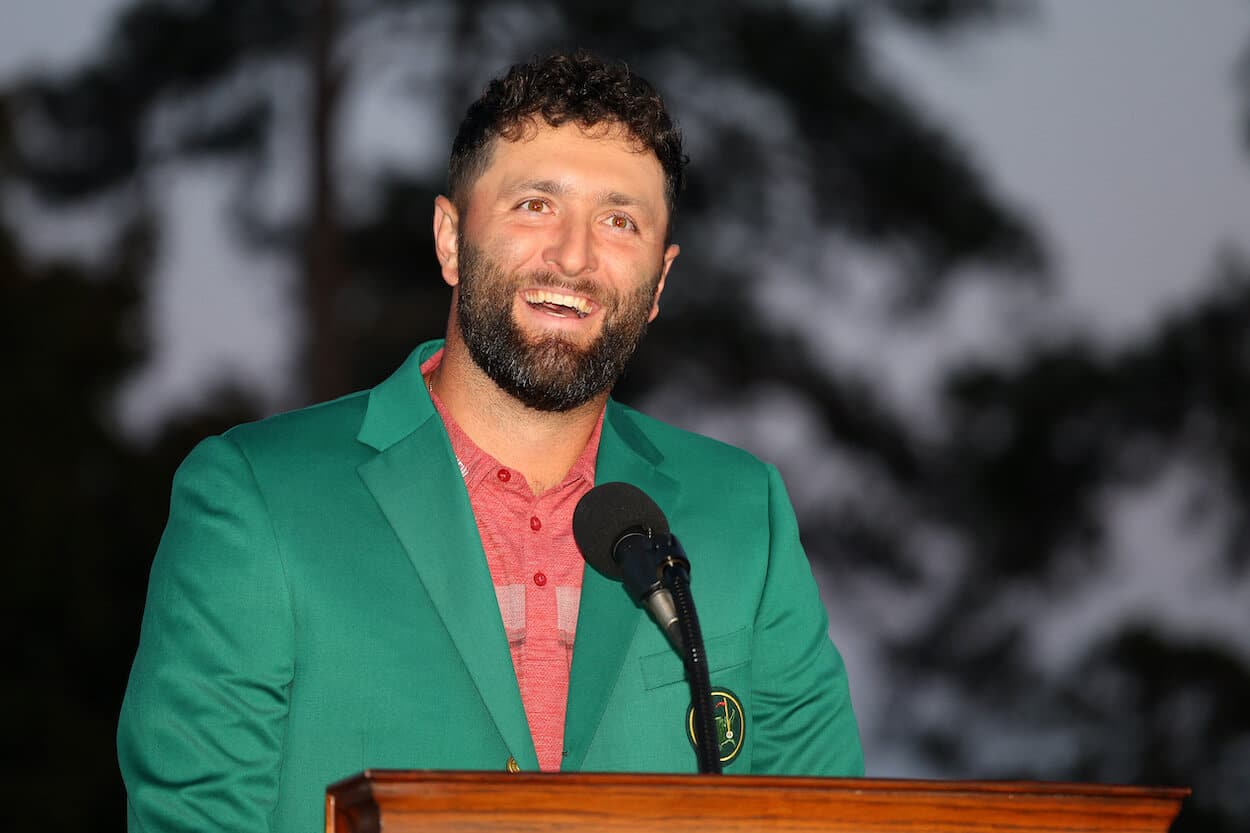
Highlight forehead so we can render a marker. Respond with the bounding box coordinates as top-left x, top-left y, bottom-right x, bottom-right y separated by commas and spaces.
471, 121, 667, 207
